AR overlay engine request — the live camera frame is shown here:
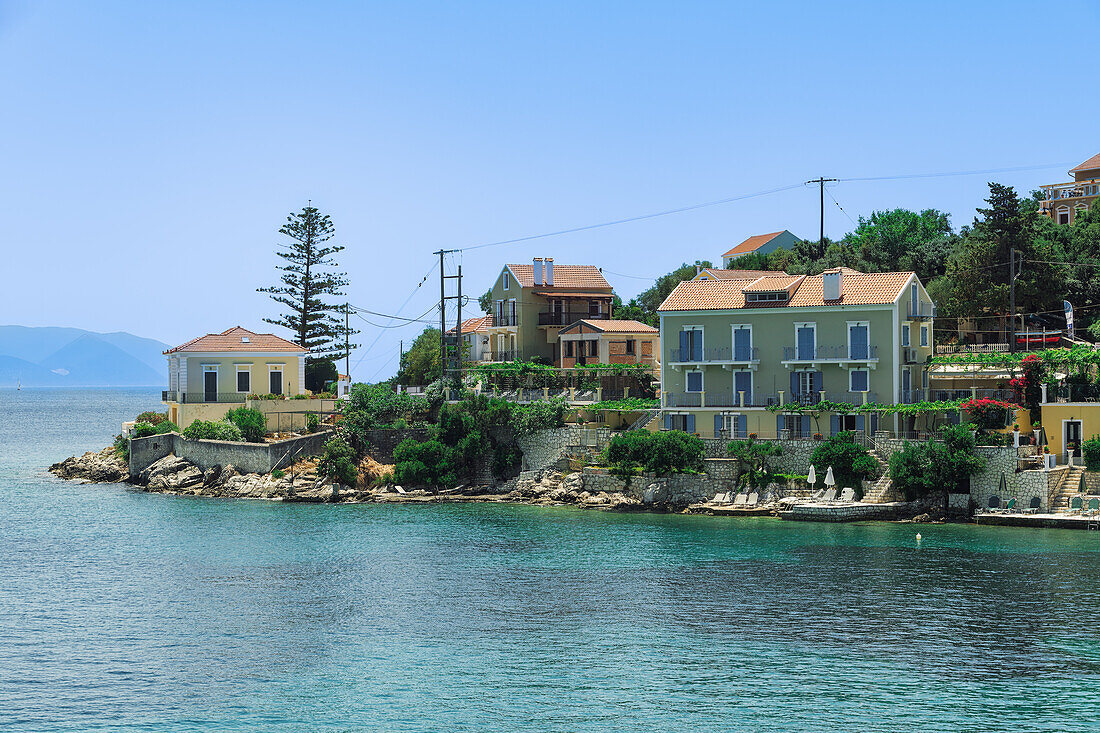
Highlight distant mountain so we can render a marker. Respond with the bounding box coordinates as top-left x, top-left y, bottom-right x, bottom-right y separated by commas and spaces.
0, 325, 170, 387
